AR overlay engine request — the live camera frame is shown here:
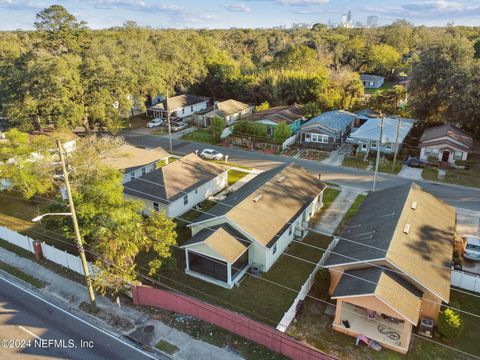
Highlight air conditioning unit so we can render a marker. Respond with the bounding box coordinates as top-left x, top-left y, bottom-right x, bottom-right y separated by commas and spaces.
418, 317, 434, 338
